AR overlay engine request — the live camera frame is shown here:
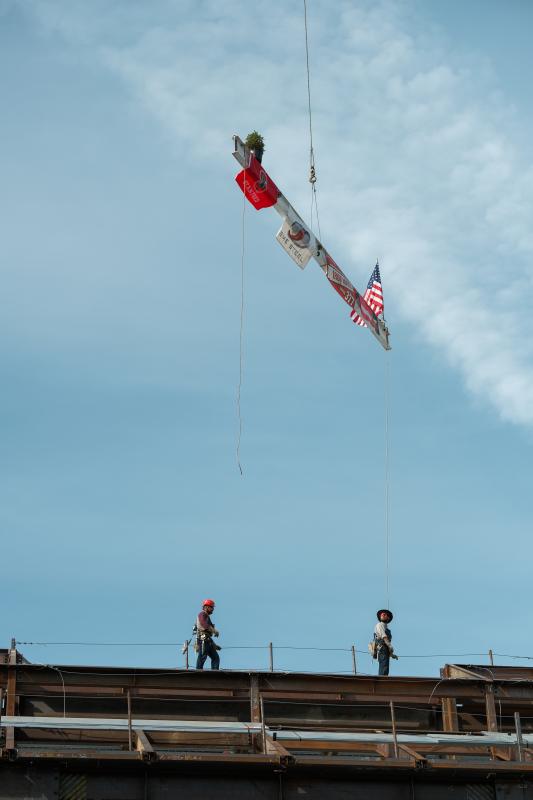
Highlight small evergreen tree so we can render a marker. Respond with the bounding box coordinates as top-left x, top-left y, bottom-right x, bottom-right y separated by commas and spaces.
245, 131, 265, 163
